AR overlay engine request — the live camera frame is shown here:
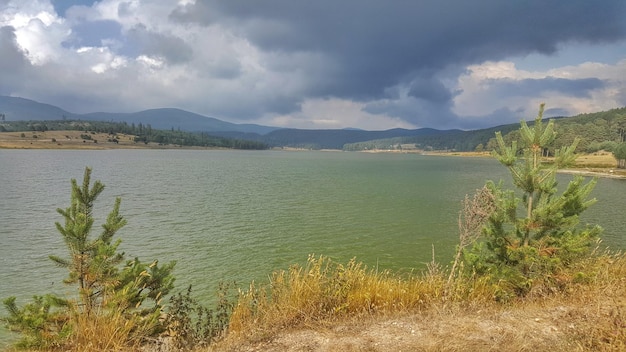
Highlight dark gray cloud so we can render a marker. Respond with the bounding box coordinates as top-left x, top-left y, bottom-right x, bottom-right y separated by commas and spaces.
0, 26, 27, 94
490, 77, 606, 99
124, 24, 193, 64
408, 77, 455, 104
171, 0, 626, 103
3, 0, 626, 130
364, 96, 459, 129
544, 107, 570, 117
460, 107, 521, 129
